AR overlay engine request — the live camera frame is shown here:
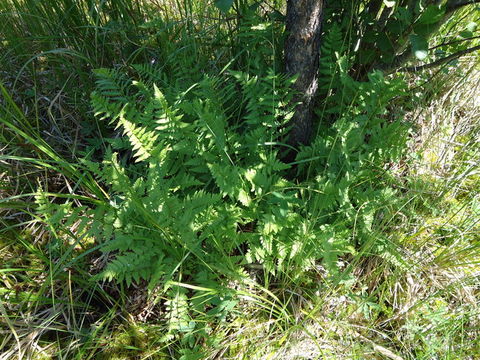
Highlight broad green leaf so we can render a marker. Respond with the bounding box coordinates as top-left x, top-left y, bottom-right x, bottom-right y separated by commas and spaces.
387, 19, 405, 35
396, 7, 413, 25
460, 22, 477, 38
466, 22, 477, 32
410, 34, 429, 60
377, 32, 395, 63
416, 5, 445, 25
214, 0, 234, 13
459, 30, 473, 38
